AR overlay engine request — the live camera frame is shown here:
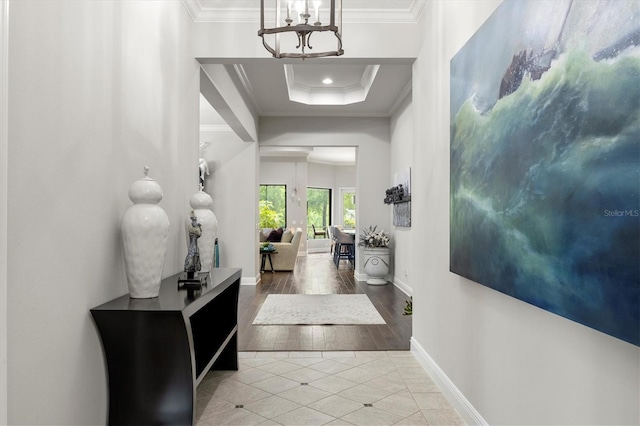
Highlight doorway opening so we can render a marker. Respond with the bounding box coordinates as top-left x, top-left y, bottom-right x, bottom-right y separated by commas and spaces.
307, 187, 331, 240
